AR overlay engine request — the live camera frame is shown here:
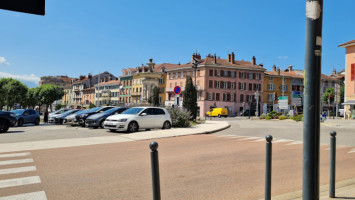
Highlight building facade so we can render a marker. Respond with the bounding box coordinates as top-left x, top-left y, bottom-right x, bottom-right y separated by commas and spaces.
165, 53, 265, 117
62, 86, 73, 108
339, 40, 355, 119
39, 75, 76, 87
120, 68, 135, 105
95, 80, 121, 106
